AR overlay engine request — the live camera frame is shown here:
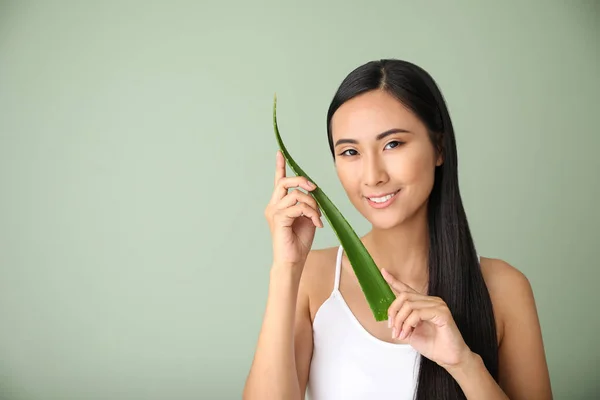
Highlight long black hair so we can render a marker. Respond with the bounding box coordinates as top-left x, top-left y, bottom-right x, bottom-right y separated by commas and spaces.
325, 59, 499, 399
